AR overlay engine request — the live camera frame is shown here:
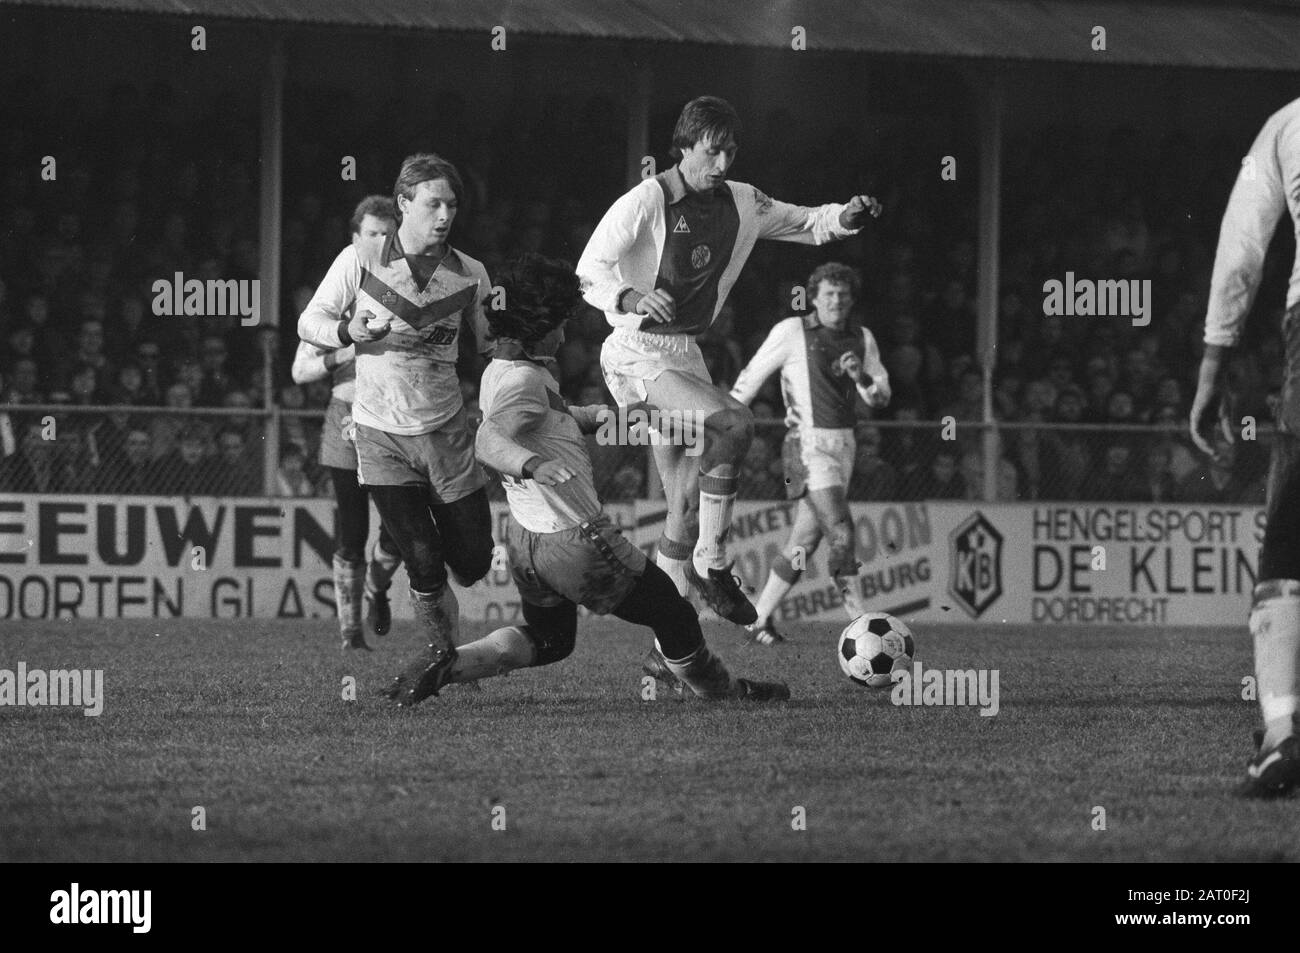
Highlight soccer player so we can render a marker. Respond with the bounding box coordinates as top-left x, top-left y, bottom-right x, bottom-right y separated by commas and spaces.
577, 94, 881, 627
292, 195, 407, 650
381, 253, 789, 705
1192, 96, 1300, 797
299, 154, 494, 684
730, 262, 890, 644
